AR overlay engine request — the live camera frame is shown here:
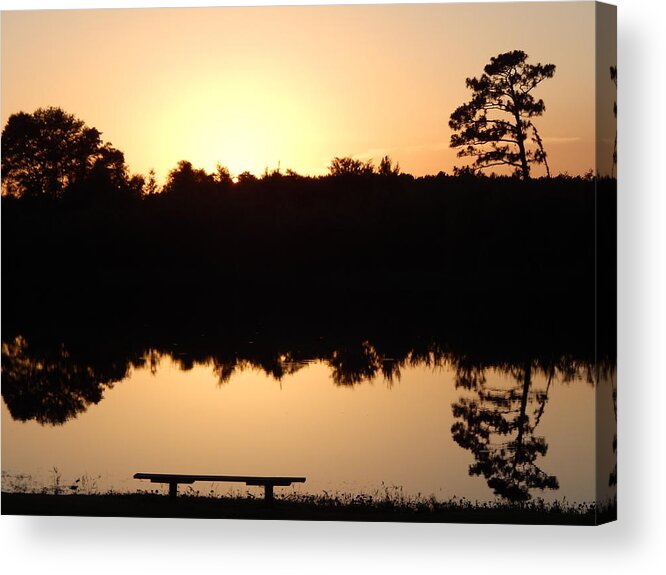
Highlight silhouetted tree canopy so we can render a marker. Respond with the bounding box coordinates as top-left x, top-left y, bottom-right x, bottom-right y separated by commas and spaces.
1, 107, 133, 199
236, 170, 257, 184
449, 50, 555, 179
214, 163, 233, 190
143, 169, 160, 195
377, 155, 401, 176
328, 156, 374, 176
162, 160, 216, 196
